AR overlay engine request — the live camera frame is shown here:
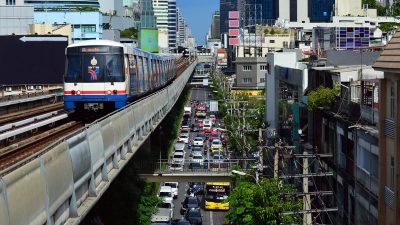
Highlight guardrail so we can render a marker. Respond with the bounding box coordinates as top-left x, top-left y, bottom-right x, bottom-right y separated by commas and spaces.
0, 60, 197, 225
